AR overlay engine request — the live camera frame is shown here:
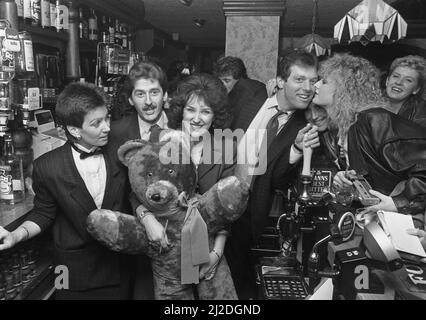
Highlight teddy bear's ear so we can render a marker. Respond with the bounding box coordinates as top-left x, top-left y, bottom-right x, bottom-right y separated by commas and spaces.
117, 140, 147, 167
